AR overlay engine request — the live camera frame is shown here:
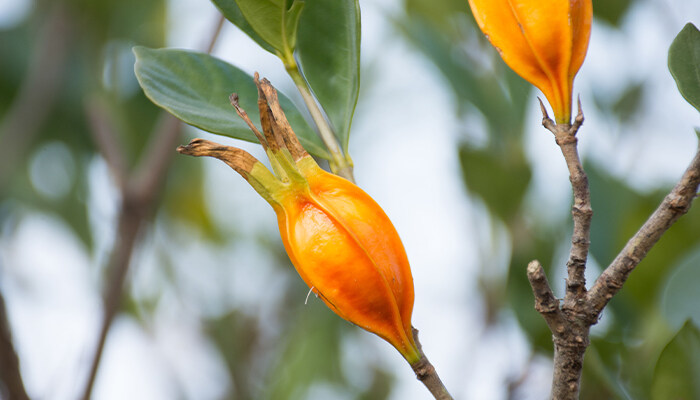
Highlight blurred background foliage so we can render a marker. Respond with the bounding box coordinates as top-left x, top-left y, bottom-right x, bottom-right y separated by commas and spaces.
0, 0, 698, 399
